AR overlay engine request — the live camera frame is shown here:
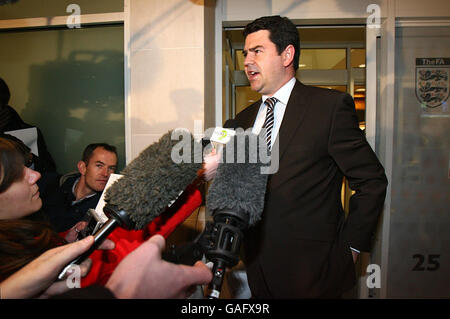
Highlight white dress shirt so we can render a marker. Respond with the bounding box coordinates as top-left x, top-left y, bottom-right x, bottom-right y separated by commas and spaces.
251, 77, 296, 149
